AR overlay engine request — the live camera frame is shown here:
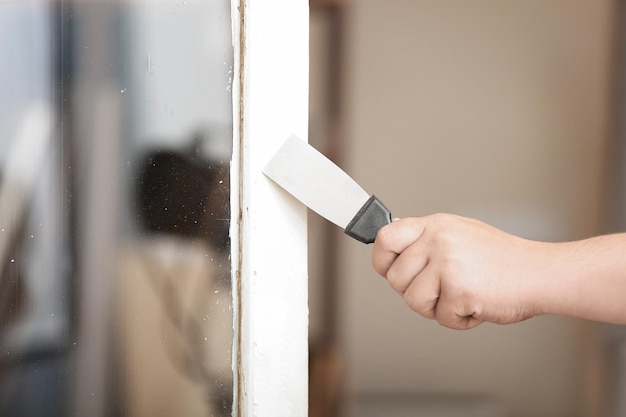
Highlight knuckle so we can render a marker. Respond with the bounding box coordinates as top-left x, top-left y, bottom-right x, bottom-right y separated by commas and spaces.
426, 215, 456, 244
438, 315, 481, 331
429, 212, 451, 224
437, 317, 463, 330
386, 269, 405, 293
403, 289, 435, 319
371, 257, 387, 277
403, 290, 421, 312
440, 253, 463, 277
428, 213, 457, 230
